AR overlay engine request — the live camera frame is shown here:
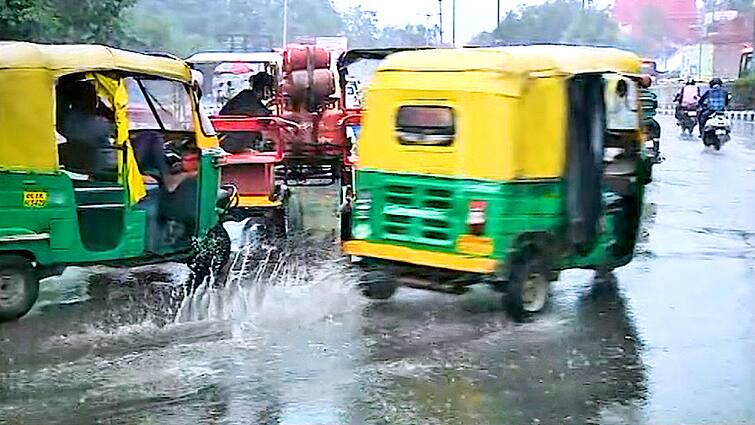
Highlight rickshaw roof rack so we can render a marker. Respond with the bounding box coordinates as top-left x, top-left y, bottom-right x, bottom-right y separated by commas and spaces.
378, 44, 641, 76
0, 41, 192, 82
